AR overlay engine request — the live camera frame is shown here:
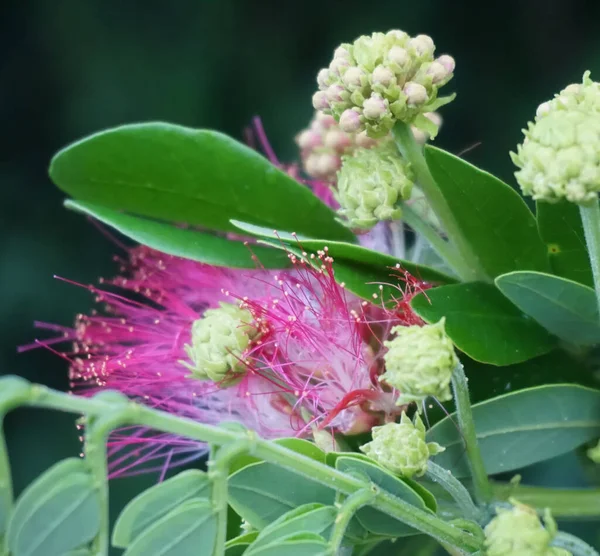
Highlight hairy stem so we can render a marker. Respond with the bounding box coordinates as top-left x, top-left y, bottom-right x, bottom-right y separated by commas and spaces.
579, 200, 600, 320
393, 121, 483, 282
329, 488, 375, 555
451, 364, 492, 503
8, 379, 482, 552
